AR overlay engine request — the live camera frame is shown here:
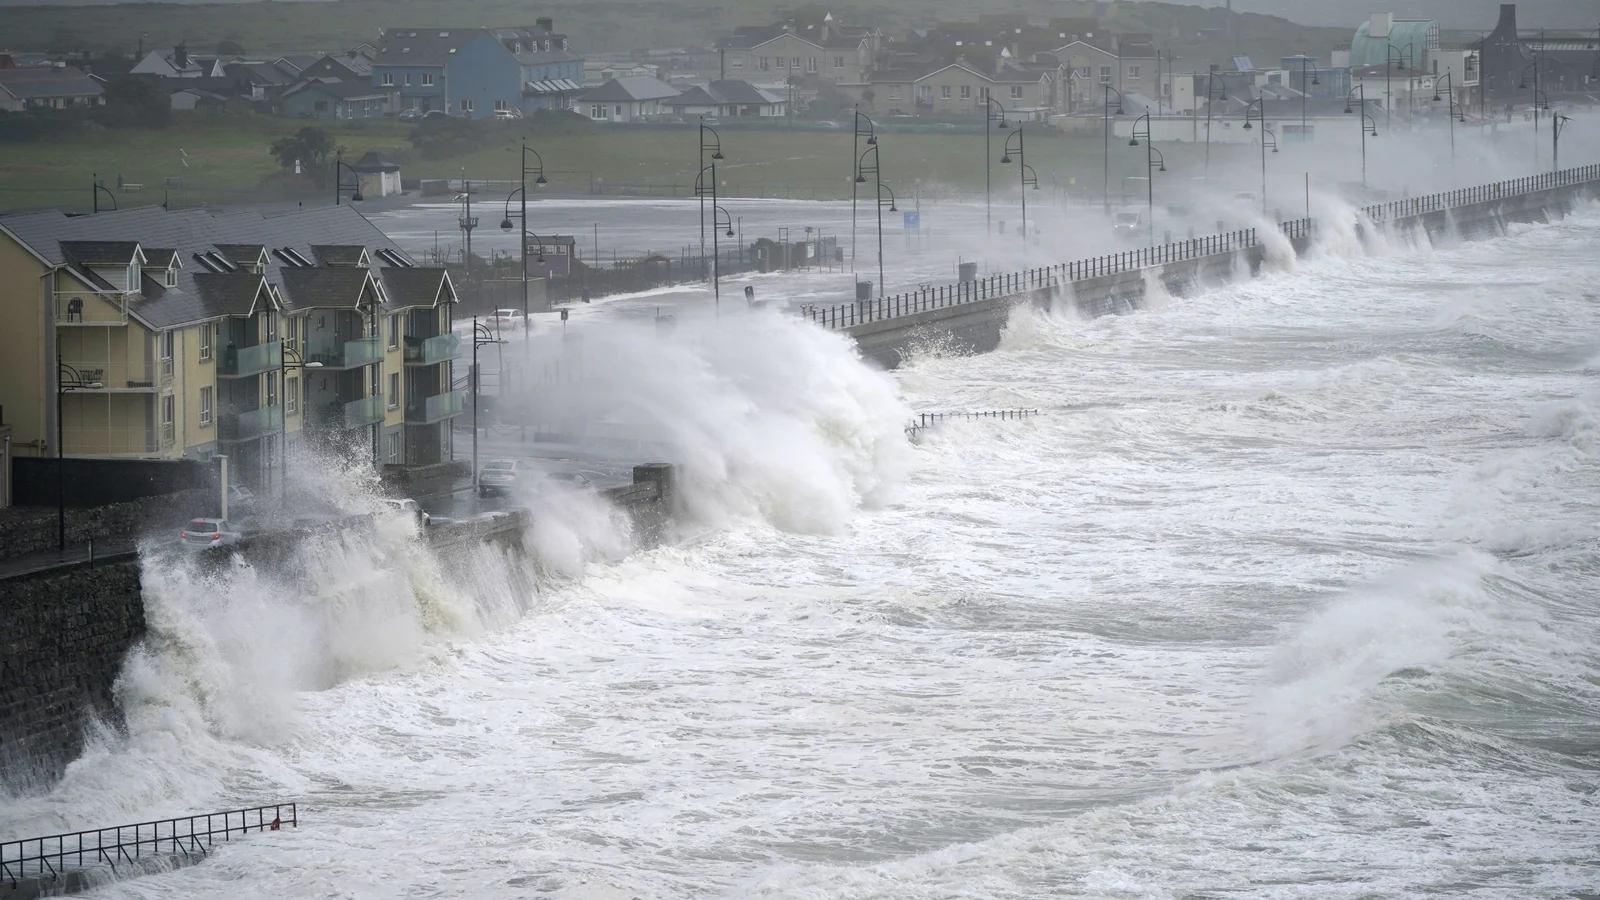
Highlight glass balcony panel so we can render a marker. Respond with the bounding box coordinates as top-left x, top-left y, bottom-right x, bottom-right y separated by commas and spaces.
405, 390, 465, 424
403, 332, 463, 366
217, 341, 282, 378
305, 335, 381, 368
218, 405, 283, 442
